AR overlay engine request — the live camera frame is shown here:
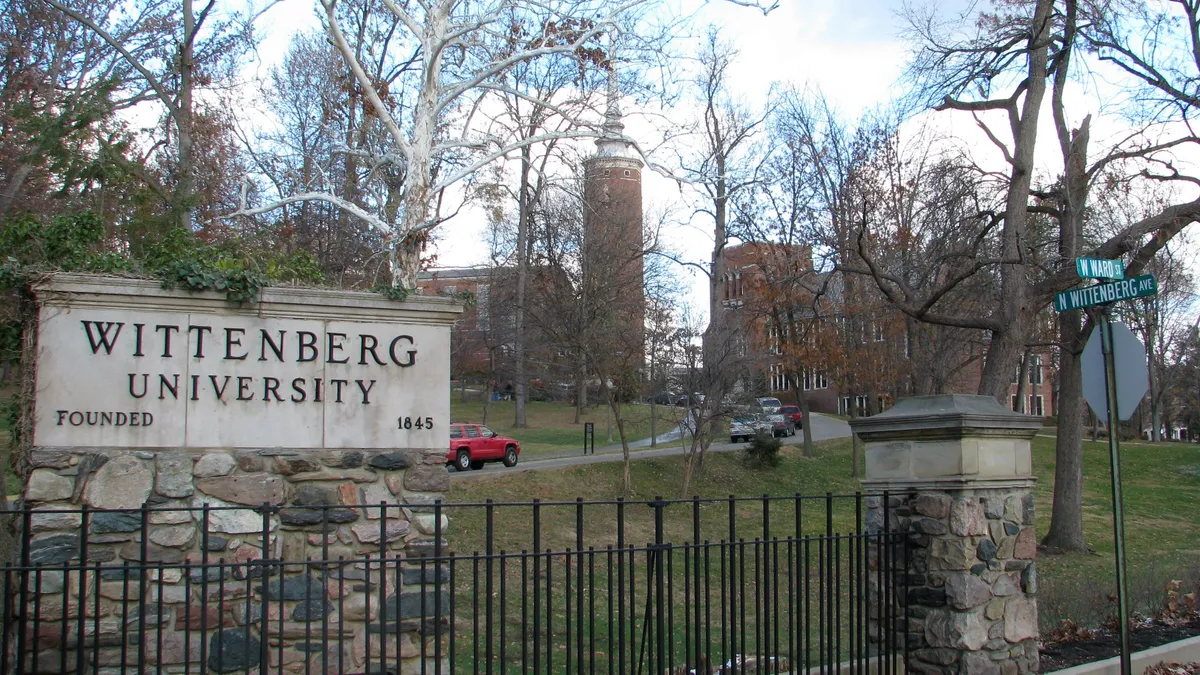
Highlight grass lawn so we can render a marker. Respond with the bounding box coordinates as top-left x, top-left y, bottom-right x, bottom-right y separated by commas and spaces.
1033, 436, 1200, 628
446, 434, 1200, 632
448, 399, 689, 457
